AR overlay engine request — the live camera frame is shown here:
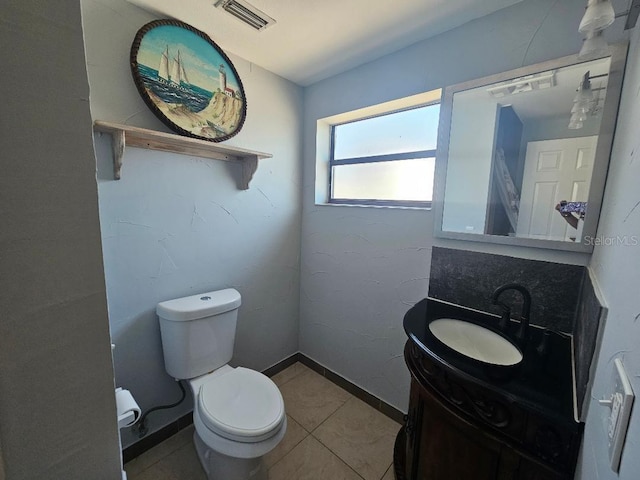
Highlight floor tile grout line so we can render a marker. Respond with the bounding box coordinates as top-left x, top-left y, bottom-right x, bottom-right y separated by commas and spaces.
125, 430, 192, 474
284, 364, 354, 433
311, 433, 367, 480
309, 396, 397, 480
312, 431, 389, 480
266, 434, 366, 480
308, 394, 353, 434
282, 369, 363, 473
266, 430, 311, 474
310, 434, 367, 480
288, 413, 313, 435
272, 363, 308, 388
306, 393, 353, 434
312, 395, 397, 433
